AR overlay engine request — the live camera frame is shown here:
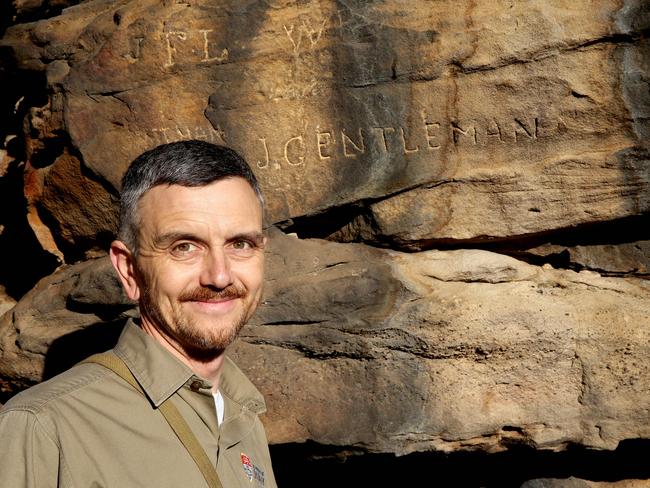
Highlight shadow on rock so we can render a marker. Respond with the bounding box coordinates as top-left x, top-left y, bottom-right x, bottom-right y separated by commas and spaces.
271, 439, 650, 488
42, 319, 126, 380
